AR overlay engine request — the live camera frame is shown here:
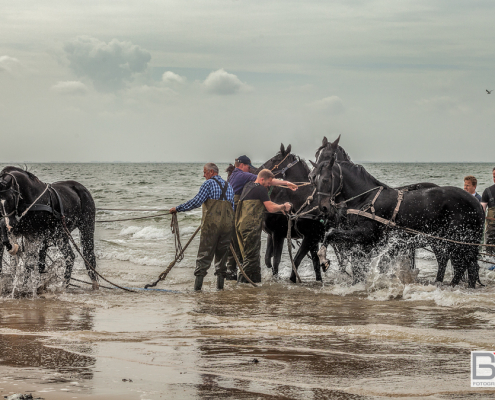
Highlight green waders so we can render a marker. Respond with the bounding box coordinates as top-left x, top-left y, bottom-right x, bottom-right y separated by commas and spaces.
235, 183, 266, 283
194, 179, 234, 289
226, 194, 241, 279
485, 187, 495, 255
